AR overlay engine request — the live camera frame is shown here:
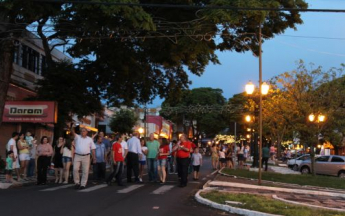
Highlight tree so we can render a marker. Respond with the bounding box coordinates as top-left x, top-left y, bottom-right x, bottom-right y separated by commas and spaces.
32, 61, 103, 136
0, 0, 309, 125
265, 61, 345, 174
162, 87, 227, 137
109, 109, 138, 134
47, 0, 308, 106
